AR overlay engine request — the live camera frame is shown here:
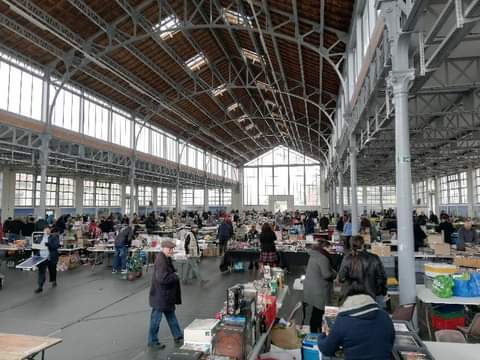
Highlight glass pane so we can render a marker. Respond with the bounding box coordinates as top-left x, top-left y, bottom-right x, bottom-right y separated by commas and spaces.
273, 166, 289, 195
258, 167, 273, 205
244, 167, 258, 205
289, 166, 305, 206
